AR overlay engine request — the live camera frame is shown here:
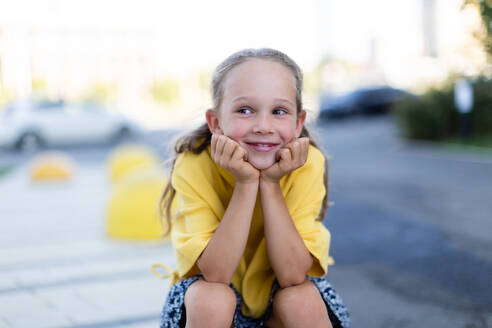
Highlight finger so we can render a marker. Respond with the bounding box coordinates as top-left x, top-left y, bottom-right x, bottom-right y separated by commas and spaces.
211, 133, 218, 147
242, 145, 248, 161
213, 135, 224, 163
211, 134, 218, 161
299, 138, 309, 162
285, 140, 300, 162
291, 138, 309, 165
222, 138, 236, 161
216, 135, 227, 157
276, 148, 281, 161
292, 140, 301, 160
278, 148, 292, 163
232, 145, 247, 162
299, 137, 310, 151
299, 137, 310, 148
